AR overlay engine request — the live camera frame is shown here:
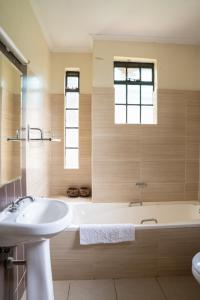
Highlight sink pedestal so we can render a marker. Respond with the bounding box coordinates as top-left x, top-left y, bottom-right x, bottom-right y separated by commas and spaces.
26, 239, 54, 300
